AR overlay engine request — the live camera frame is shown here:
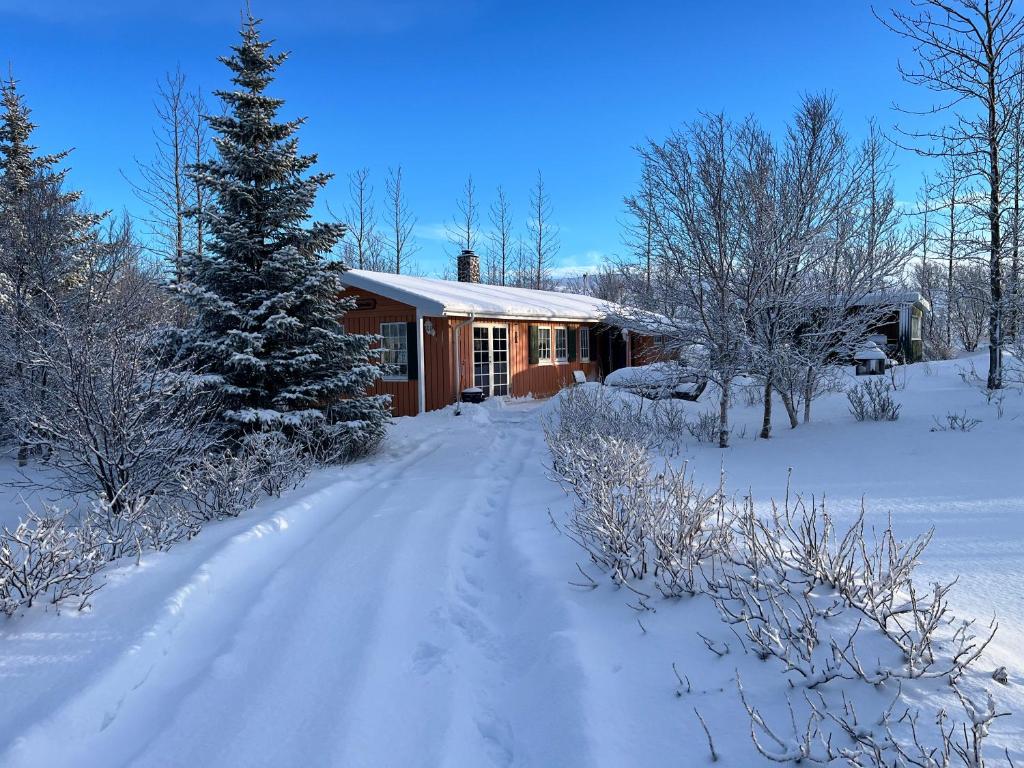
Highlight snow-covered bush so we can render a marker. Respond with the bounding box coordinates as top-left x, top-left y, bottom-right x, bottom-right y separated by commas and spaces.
84, 495, 203, 561
847, 378, 901, 421
648, 464, 732, 598
240, 431, 311, 498
178, 450, 264, 521
0, 508, 105, 616
543, 385, 660, 466
545, 387, 1008, 765
545, 392, 730, 585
